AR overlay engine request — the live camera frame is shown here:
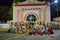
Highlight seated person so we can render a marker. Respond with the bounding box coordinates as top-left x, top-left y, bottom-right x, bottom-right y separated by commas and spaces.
40, 27, 45, 34
35, 28, 42, 35
34, 23, 44, 35
47, 26, 54, 34
29, 27, 36, 35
